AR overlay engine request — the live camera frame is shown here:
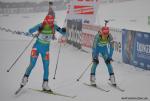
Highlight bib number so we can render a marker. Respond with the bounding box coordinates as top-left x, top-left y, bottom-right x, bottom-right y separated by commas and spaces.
38, 34, 51, 42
